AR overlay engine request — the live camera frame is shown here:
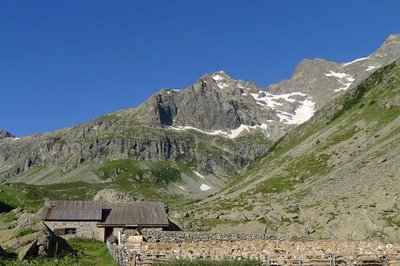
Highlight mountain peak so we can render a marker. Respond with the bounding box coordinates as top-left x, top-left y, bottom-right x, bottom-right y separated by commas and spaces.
371, 34, 400, 59
384, 34, 400, 44
293, 58, 337, 76
199, 71, 235, 90
210, 71, 232, 80
0, 129, 14, 139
